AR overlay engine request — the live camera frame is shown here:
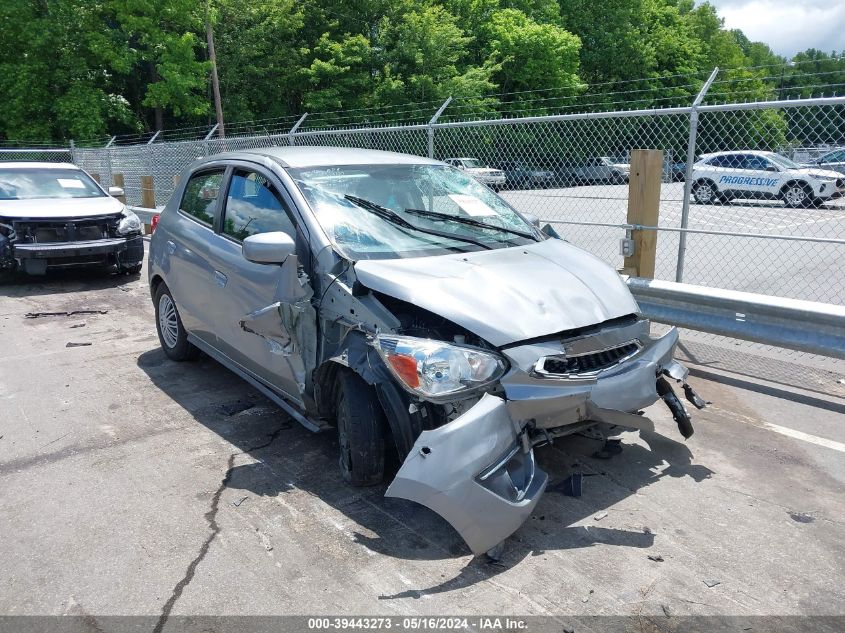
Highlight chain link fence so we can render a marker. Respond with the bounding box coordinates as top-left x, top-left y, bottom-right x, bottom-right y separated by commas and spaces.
3, 69, 843, 377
